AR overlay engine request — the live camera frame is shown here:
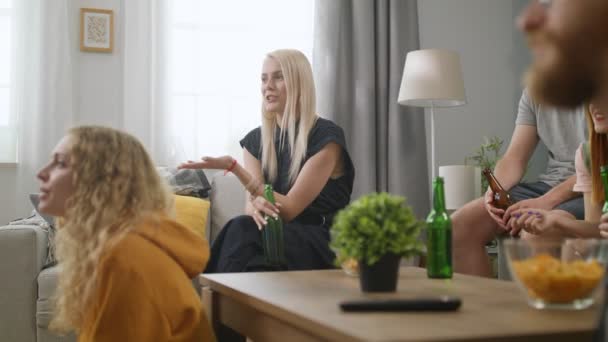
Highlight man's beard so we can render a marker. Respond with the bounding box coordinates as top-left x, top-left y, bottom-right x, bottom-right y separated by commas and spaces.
524, 32, 599, 108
